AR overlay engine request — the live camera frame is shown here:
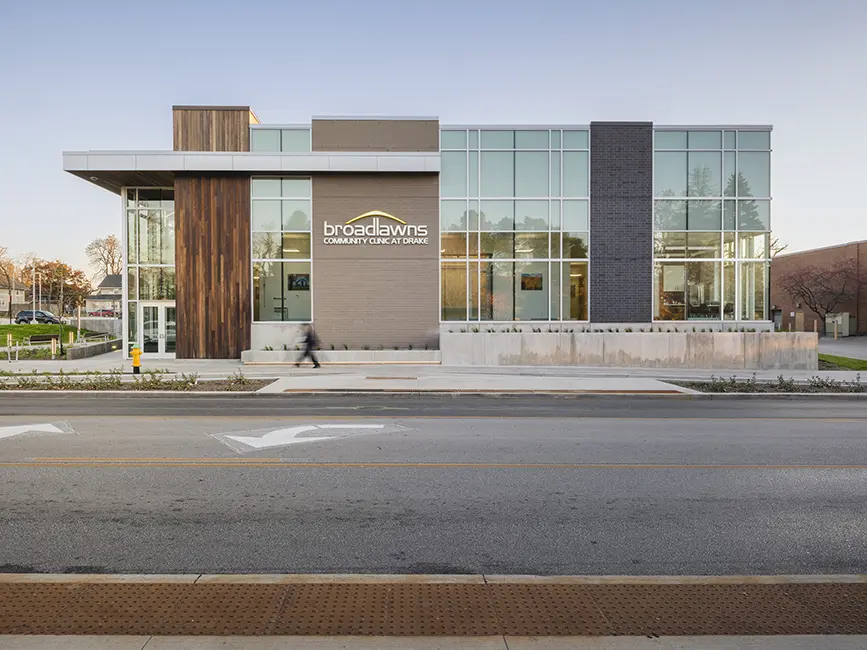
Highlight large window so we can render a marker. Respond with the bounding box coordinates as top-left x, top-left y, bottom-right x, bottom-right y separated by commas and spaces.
653, 129, 771, 321
250, 128, 311, 153
440, 128, 590, 321
252, 178, 312, 322
125, 188, 174, 352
